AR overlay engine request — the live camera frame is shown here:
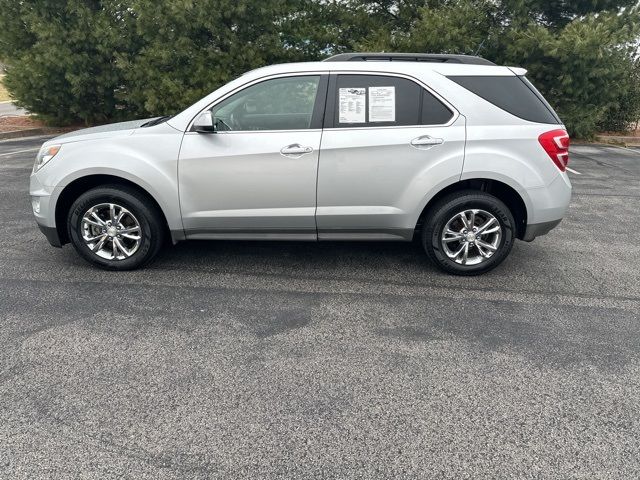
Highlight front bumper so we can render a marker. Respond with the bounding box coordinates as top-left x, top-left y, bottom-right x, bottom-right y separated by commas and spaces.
37, 223, 62, 247
30, 173, 62, 247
